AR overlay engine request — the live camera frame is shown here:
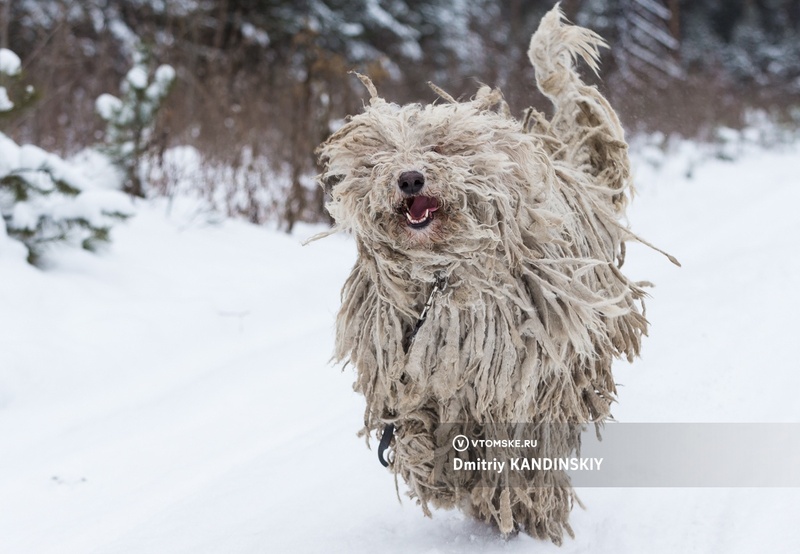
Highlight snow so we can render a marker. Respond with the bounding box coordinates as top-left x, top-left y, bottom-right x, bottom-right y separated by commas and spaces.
154, 64, 176, 86
125, 66, 149, 90
107, 18, 140, 57
1, 132, 132, 263
0, 47, 22, 75
18, 143, 91, 192
241, 22, 270, 46
96, 93, 123, 120
2, 138, 800, 552
69, 147, 126, 191
364, 0, 422, 60
10, 201, 37, 230
52, 189, 135, 227
0, 86, 13, 111
146, 65, 175, 101
0, 128, 21, 172
0, 48, 23, 110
